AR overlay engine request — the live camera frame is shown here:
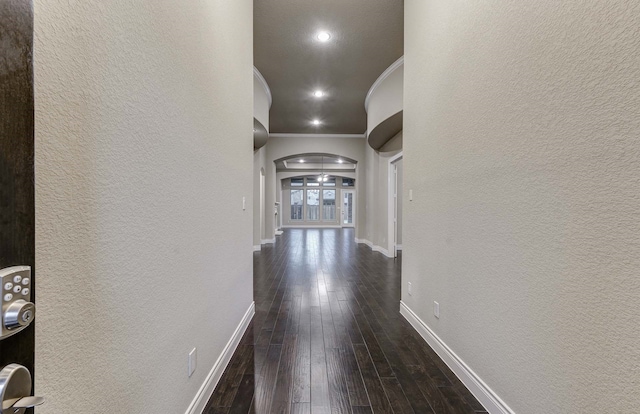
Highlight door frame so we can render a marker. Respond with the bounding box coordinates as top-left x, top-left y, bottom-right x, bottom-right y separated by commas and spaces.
388, 152, 403, 257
